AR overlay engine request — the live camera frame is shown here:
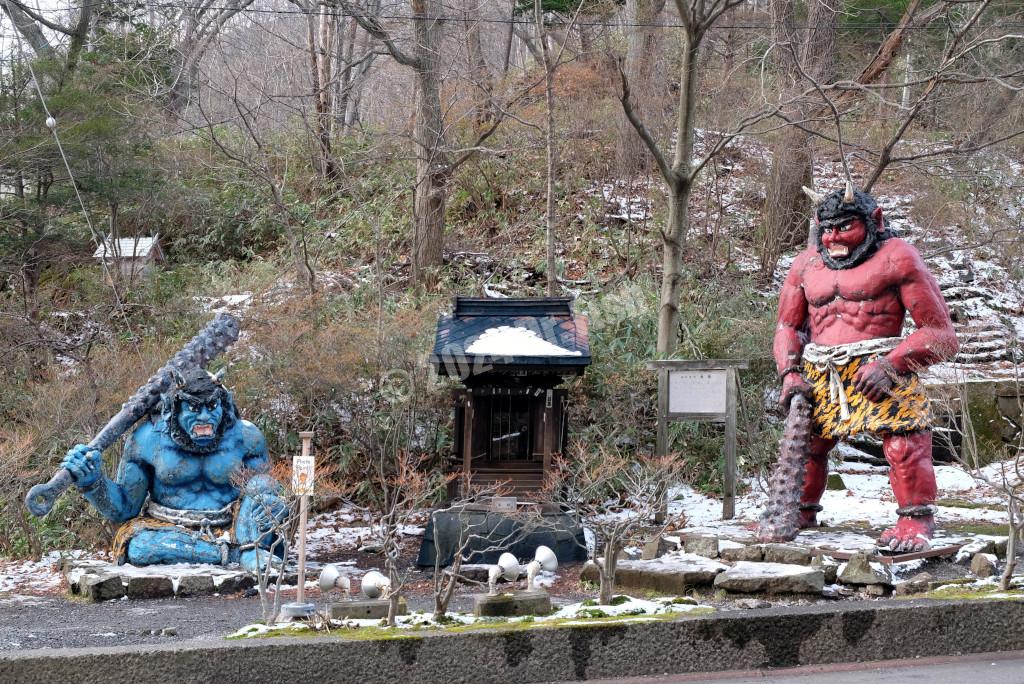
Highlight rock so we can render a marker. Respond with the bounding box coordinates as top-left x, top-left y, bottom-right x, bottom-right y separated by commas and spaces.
452, 564, 494, 583
971, 553, 998, 578
176, 575, 215, 597
684, 535, 720, 558
895, 572, 934, 596
581, 553, 729, 591
713, 562, 824, 594
826, 473, 846, 490
810, 554, 839, 584
330, 598, 408, 620
838, 553, 893, 587
763, 543, 811, 566
822, 584, 854, 599
642, 535, 674, 560
956, 538, 997, 563
721, 544, 764, 562
992, 538, 1009, 560
215, 573, 256, 594
82, 574, 126, 602
159, 627, 177, 637
357, 543, 384, 554
473, 590, 551, 617
127, 575, 175, 600
734, 598, 771, 609
865, 584, 890, 597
